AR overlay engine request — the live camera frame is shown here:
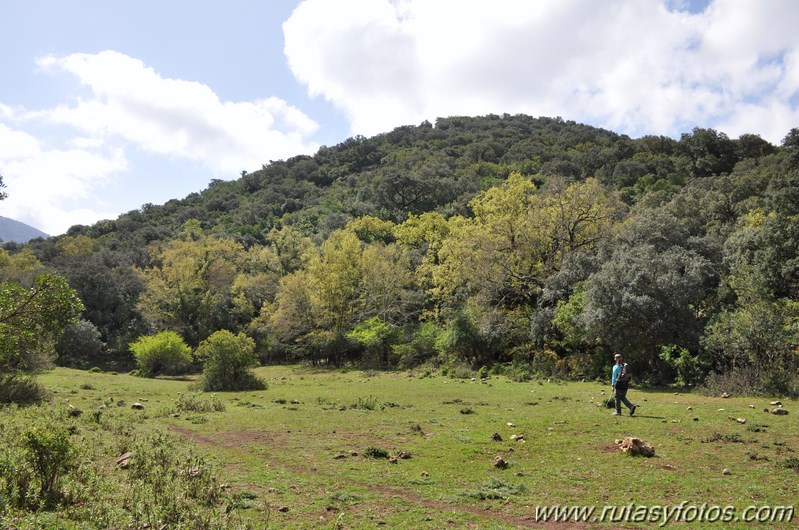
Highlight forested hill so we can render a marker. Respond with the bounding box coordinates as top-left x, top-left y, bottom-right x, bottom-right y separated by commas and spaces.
10, 114, 799, 394
53, 116, 642, 247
